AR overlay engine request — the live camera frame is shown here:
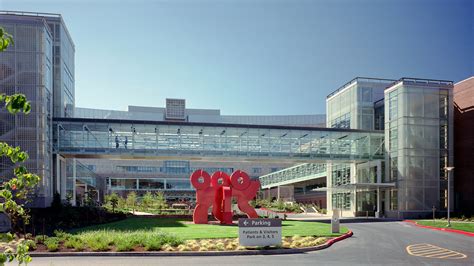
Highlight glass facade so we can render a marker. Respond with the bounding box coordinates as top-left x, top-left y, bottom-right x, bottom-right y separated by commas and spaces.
326, 78, 394, 216
46, 17, 75, 118
0, 15, 54, 207
54, 119, 385, 162
259, 163, 327, 188
385, 78, 454, 212
327, 78, 393, 131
